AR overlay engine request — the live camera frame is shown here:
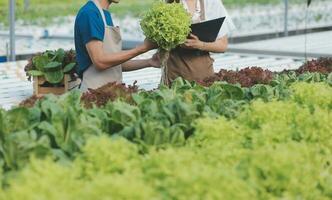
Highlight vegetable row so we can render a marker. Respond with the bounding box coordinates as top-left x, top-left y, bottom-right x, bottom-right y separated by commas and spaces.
0, 57, 331, 199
